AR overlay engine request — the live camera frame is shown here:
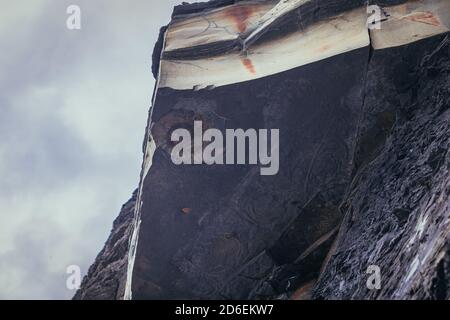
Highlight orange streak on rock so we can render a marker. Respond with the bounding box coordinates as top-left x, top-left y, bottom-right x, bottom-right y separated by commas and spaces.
226, 5, 253, 33
291, 280, 316, 300
319, 44, 332, 53
403, 11, 441, 27
241, 58, 256, 74
181, 208, 192, 215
